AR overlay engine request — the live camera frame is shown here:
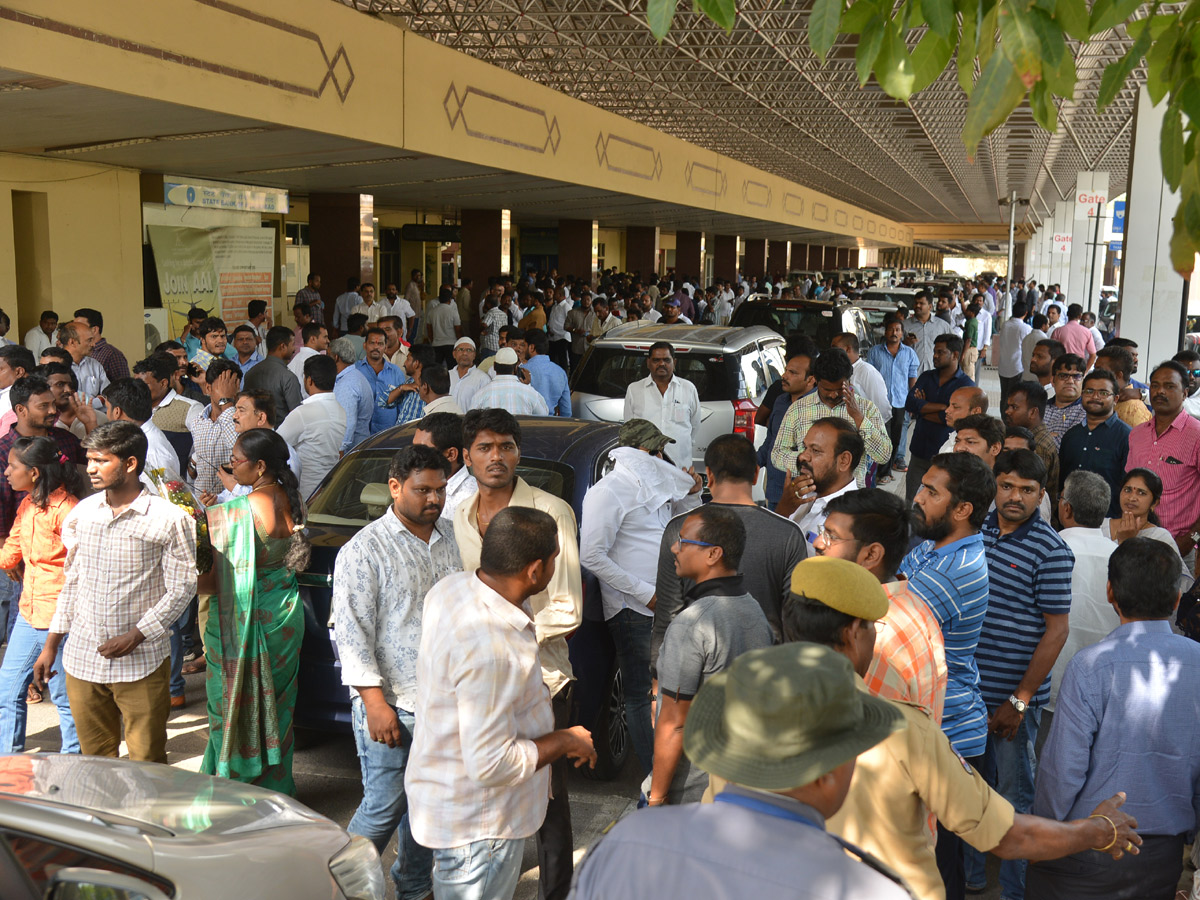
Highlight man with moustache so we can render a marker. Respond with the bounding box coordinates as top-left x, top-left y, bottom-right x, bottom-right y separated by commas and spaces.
332, 445, 462, 900
1043, 354, 1087, 448
777, 418, 863, 550
1057, 368, 1130, 518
